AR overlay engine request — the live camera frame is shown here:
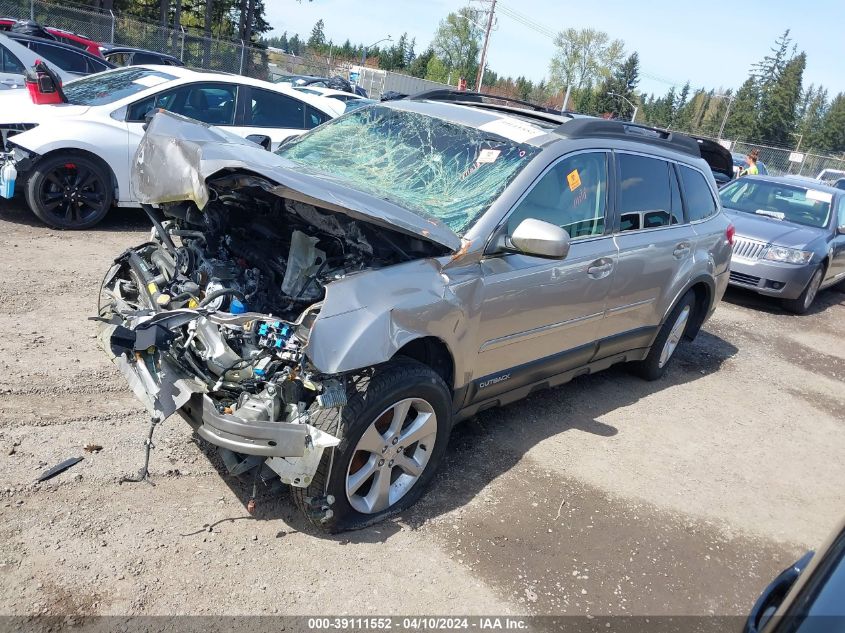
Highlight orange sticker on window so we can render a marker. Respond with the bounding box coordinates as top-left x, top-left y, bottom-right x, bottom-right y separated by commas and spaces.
567, 169, 581, 191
